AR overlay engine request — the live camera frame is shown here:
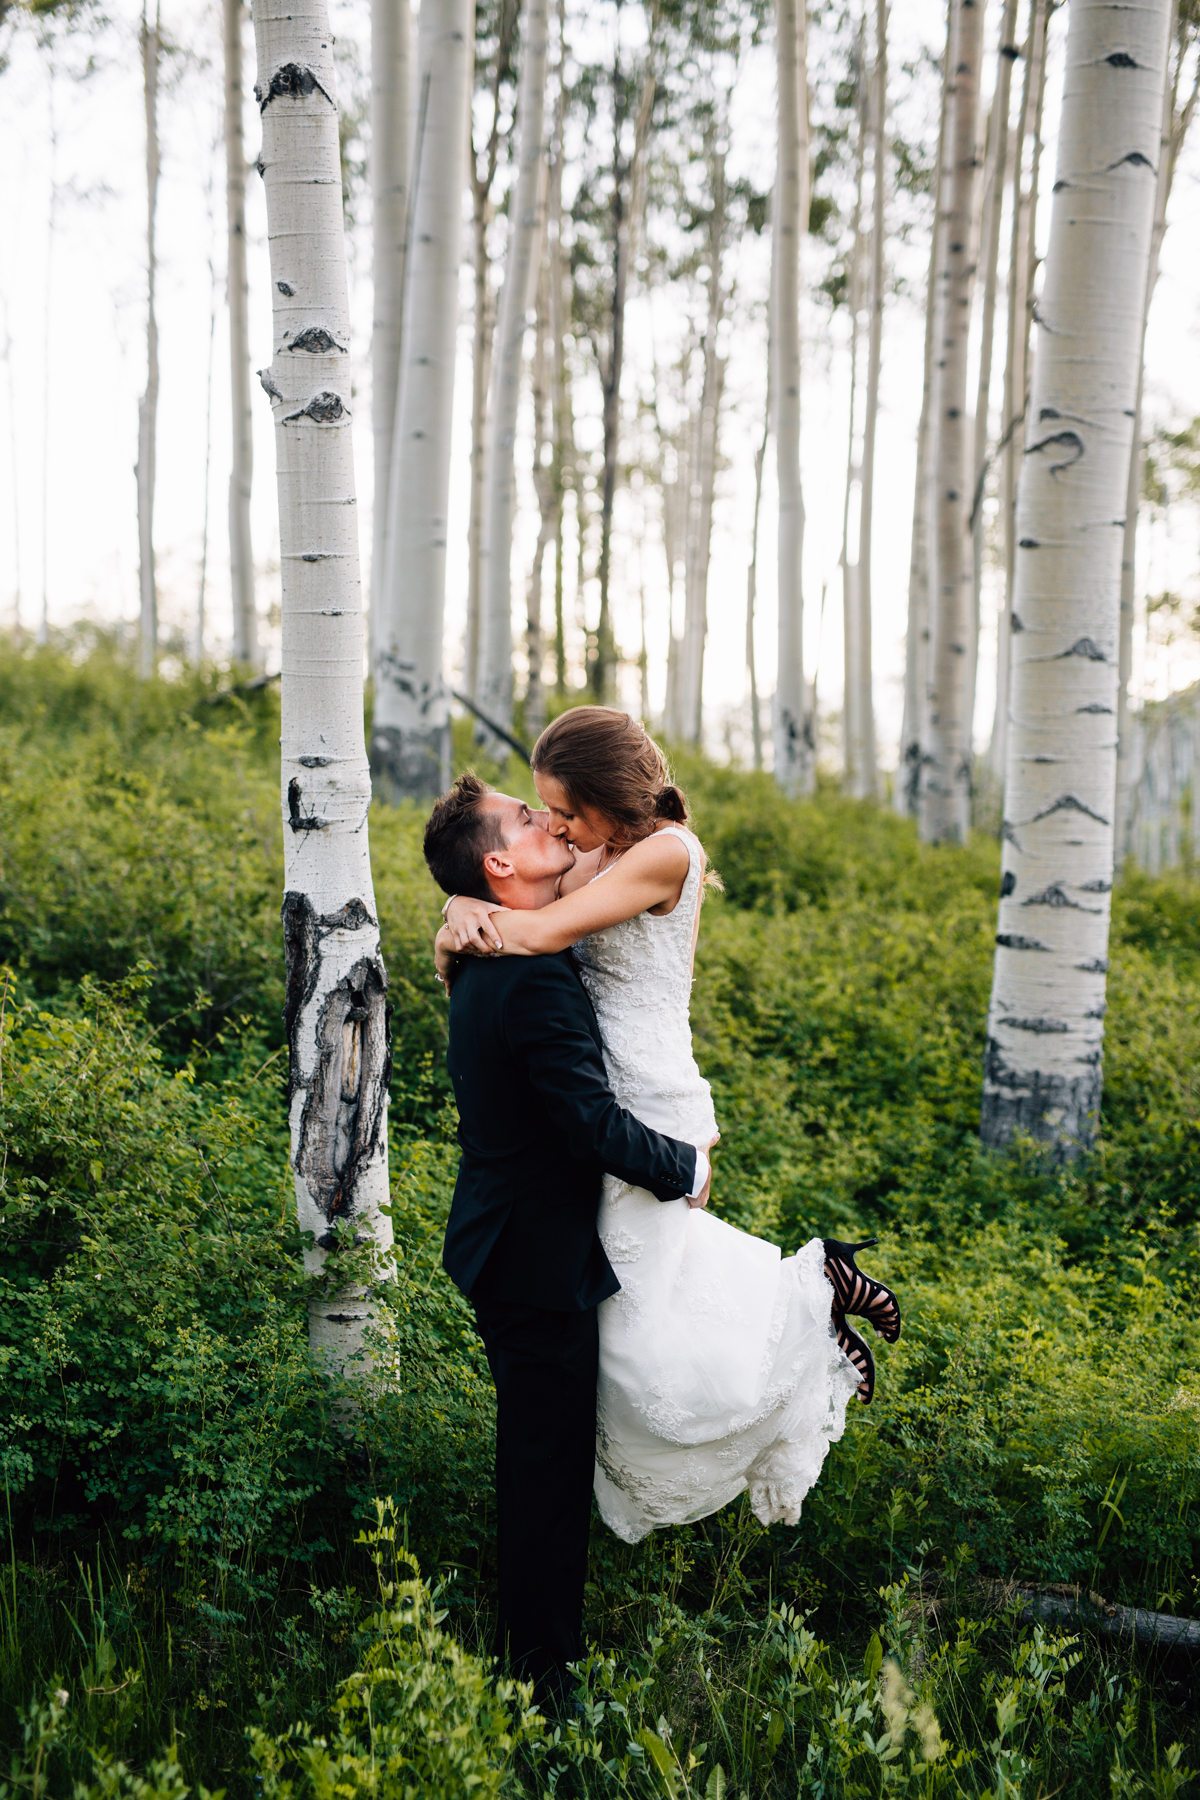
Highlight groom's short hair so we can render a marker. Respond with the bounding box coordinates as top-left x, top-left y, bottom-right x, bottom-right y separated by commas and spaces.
424, 773, 505, 902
